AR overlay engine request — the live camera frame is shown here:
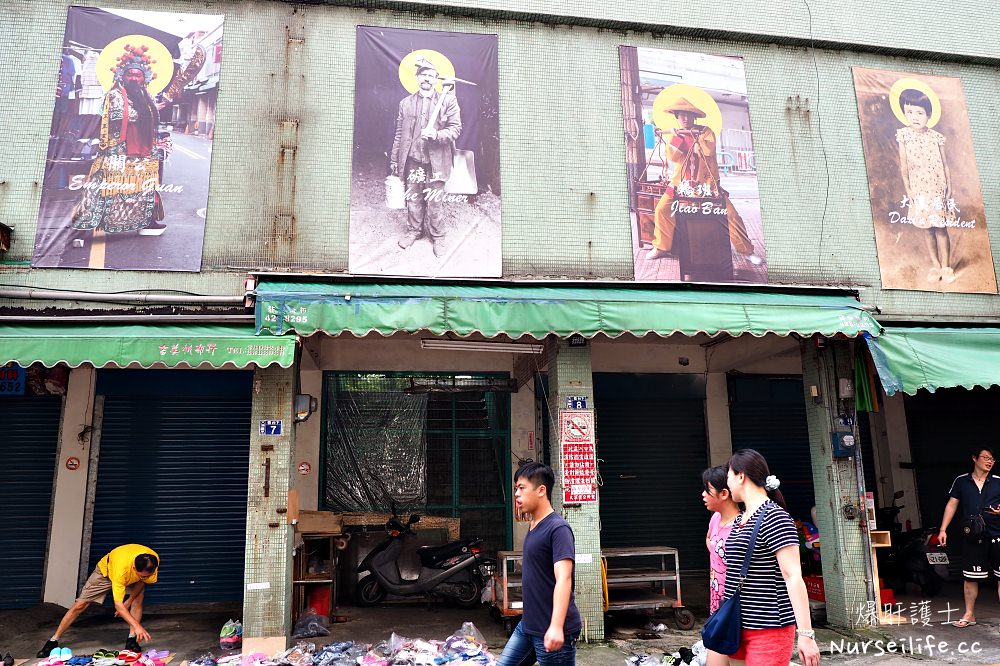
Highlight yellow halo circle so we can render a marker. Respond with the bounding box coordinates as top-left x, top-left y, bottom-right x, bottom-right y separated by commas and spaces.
889, 77, 941, 128
398, 50, 455, 94
652, 83, 723, 138
96, 35, 174, 96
